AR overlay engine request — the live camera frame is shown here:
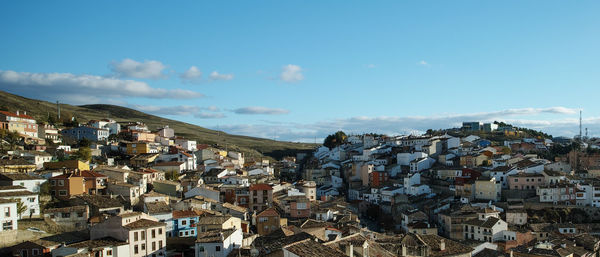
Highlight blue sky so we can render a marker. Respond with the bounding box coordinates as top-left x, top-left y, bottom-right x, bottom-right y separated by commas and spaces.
1, 1, 599, 141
